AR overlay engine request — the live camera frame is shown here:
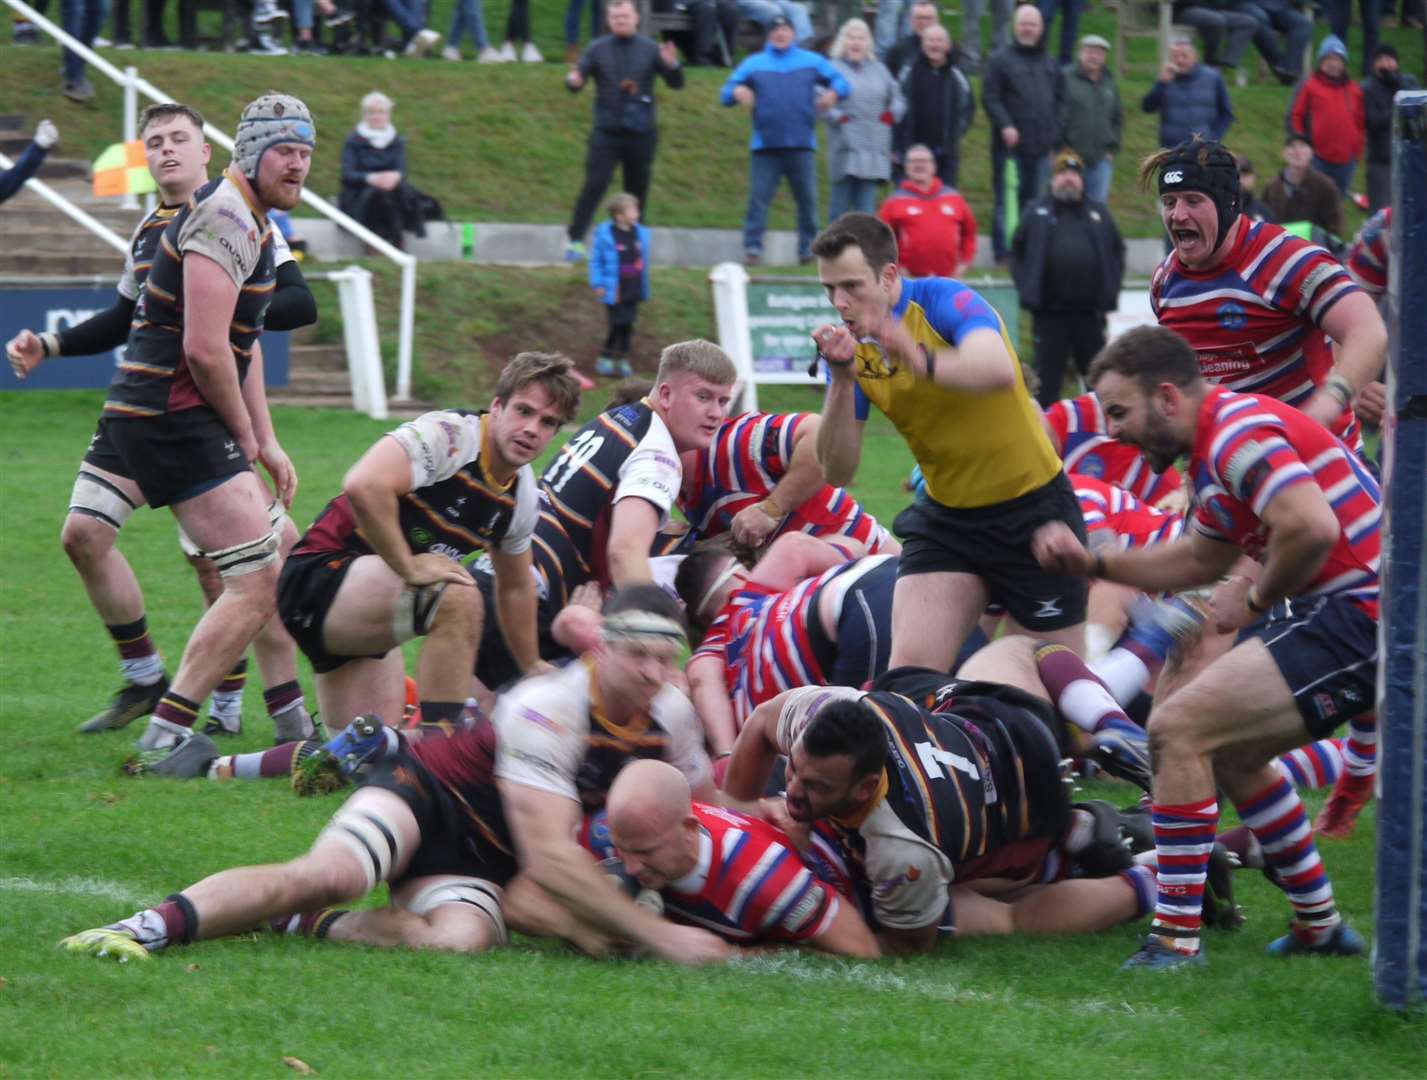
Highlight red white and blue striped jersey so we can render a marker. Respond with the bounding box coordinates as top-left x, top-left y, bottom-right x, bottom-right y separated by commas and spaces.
1346, 207, 1391, 298
1151, 219, 1362, 447
680, 412, 893, 551
1045, 393, 1183, 504
579, 803, 840, 944
1074, 475, 1185, 550
1189, 386, 1380, 617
